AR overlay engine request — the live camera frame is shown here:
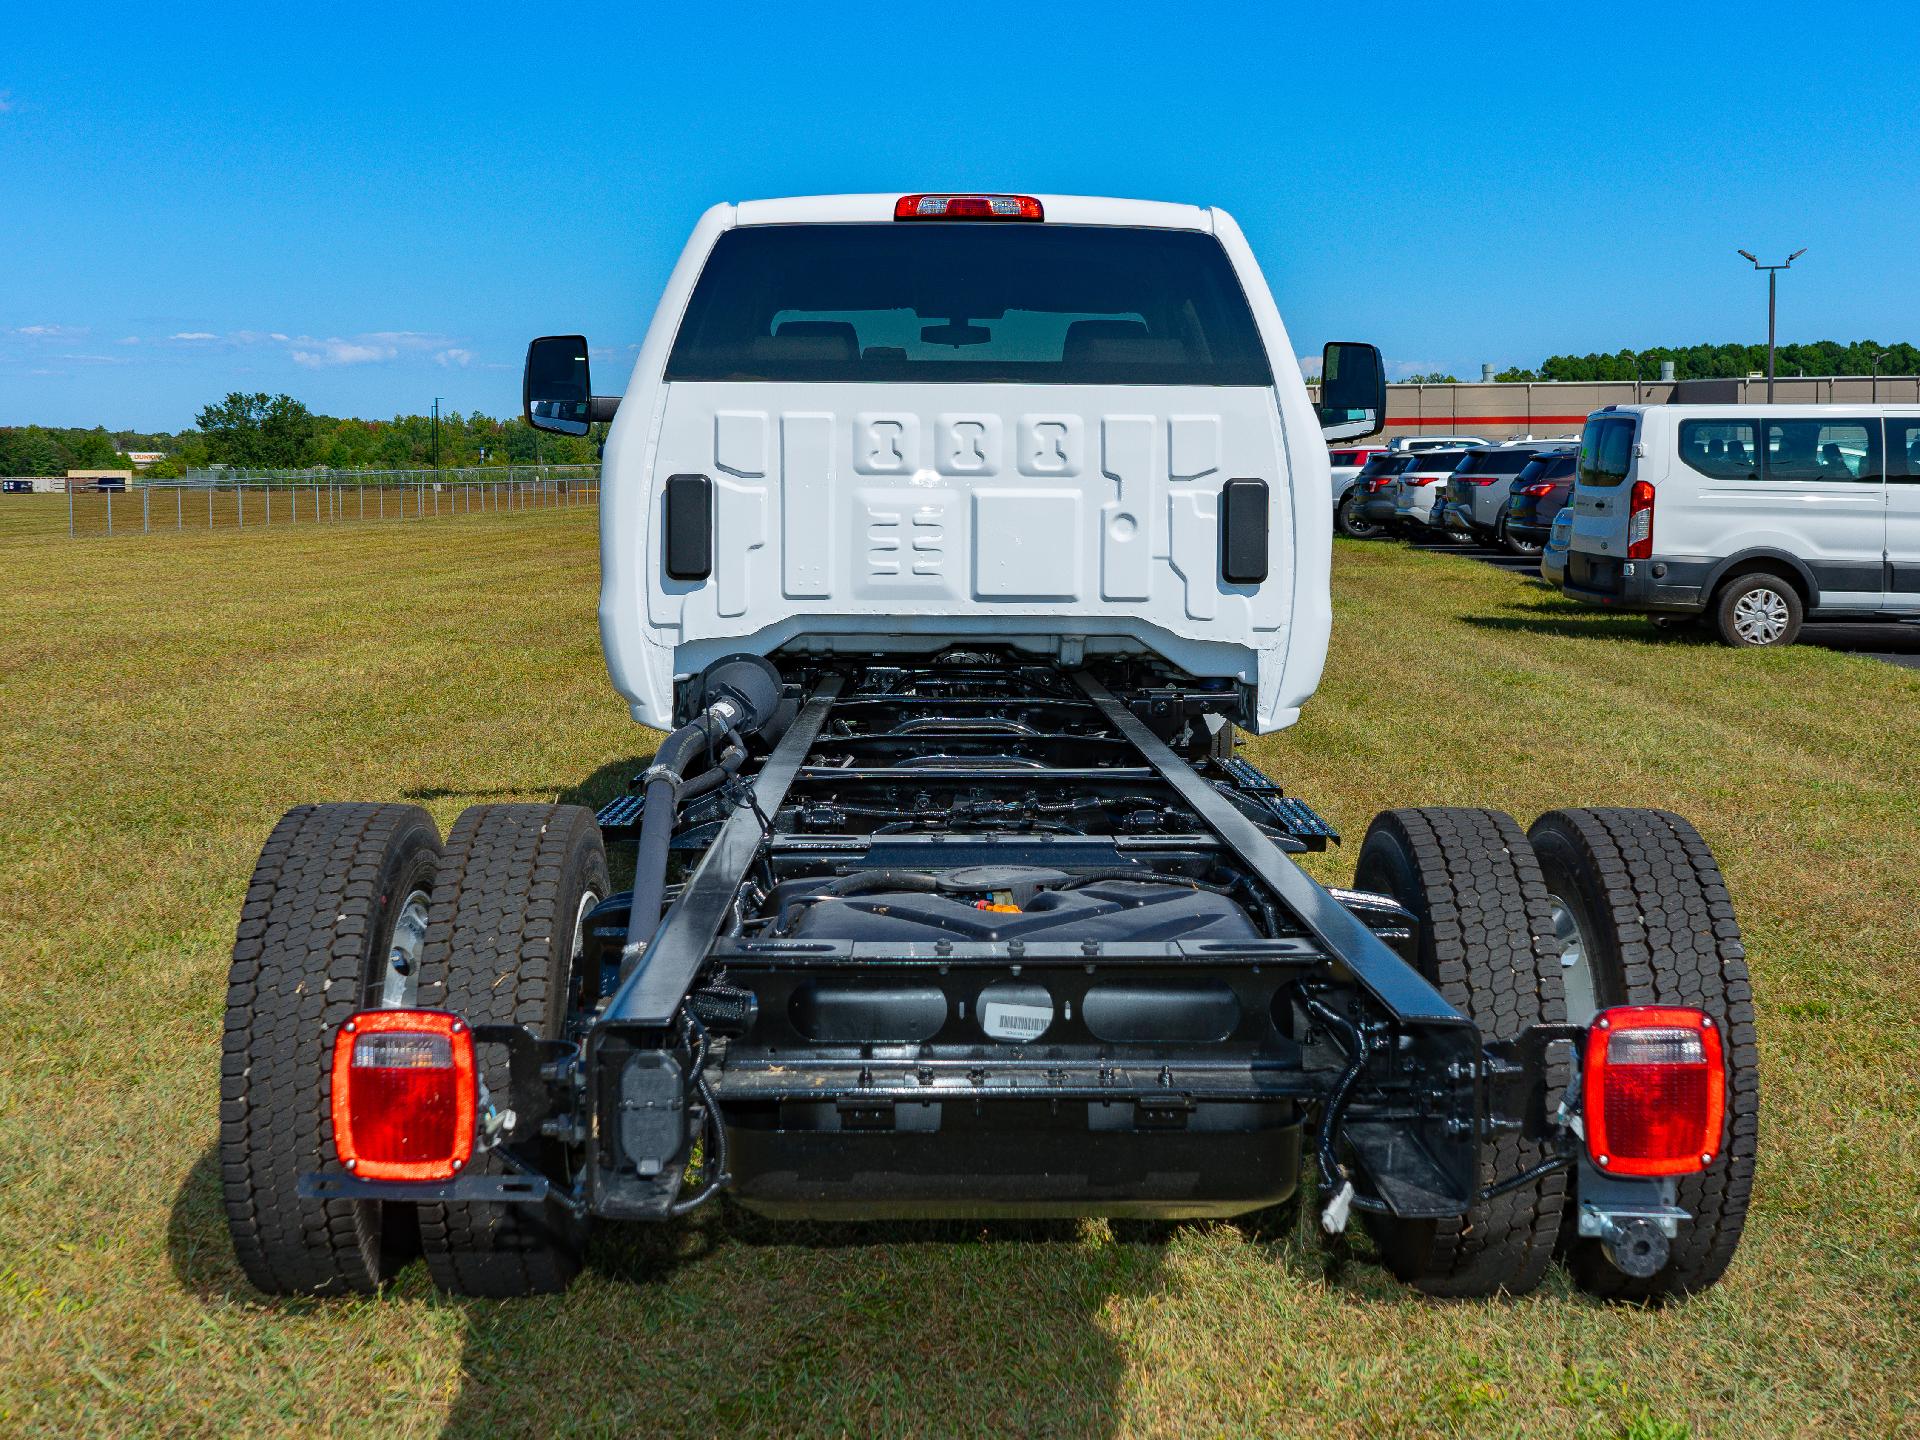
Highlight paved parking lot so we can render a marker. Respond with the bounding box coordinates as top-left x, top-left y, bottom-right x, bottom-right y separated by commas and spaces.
1409, 537, 1920, 670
